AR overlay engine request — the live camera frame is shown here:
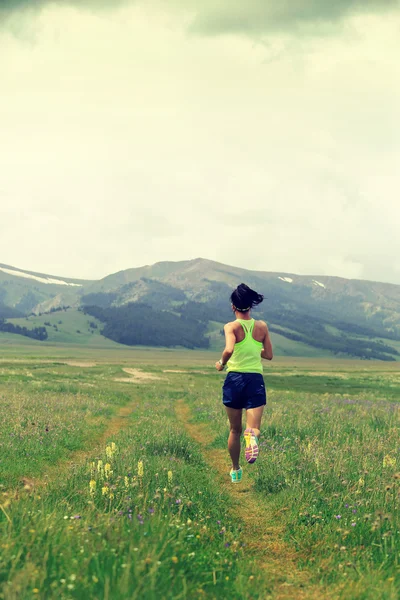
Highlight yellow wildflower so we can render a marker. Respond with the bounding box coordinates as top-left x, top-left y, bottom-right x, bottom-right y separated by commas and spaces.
102, 486, 109, 496
124, 476, 130, 489
106, 445, 113, 459
104, 463, 113, 479
306, 441, 313, 454
358, 477, 365, 487
111, 442, 117, 453
138, 461, 144, 478
168, 470, 173, 484
171, 556, 178, 564
383, 455, 396, 468
89, 480, 97, 495
97, 460, 103, 472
